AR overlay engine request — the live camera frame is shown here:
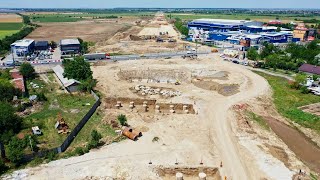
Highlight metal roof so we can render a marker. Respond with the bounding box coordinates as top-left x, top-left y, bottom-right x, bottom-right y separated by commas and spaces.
52, 65, 80, 88
60, 39, 80, 46
35, 41, 48, 47
191, 19, 250, 26
11, 39, 34, 47
299, 64, 320, 75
